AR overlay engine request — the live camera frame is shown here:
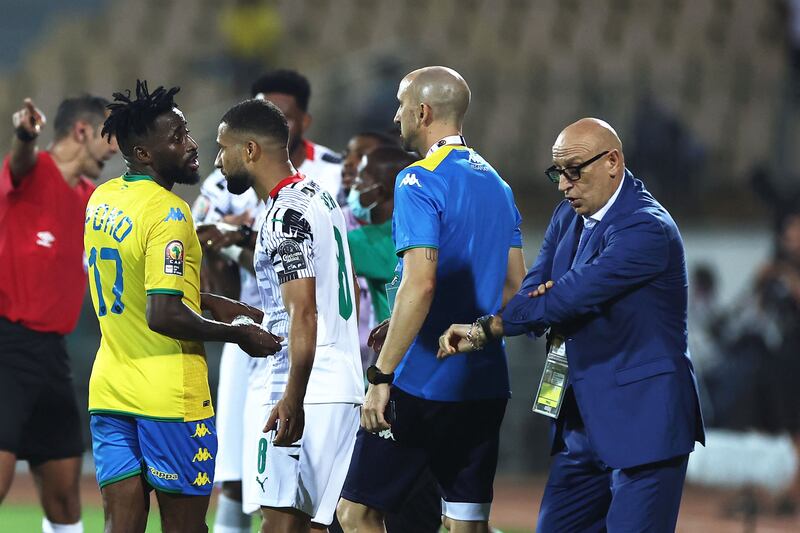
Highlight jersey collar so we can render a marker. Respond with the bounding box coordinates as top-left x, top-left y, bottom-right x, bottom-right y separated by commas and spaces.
426, 135, 466, 158
269, 172, 305, 199
122, 173, 154, 182
303, 139, 315, 161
